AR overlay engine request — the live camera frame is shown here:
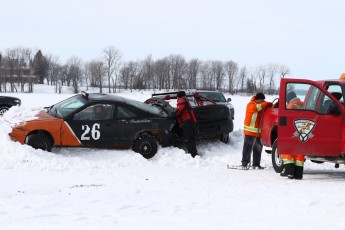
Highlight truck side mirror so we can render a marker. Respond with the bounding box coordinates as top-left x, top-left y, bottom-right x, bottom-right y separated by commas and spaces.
227, 98, 231, 102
